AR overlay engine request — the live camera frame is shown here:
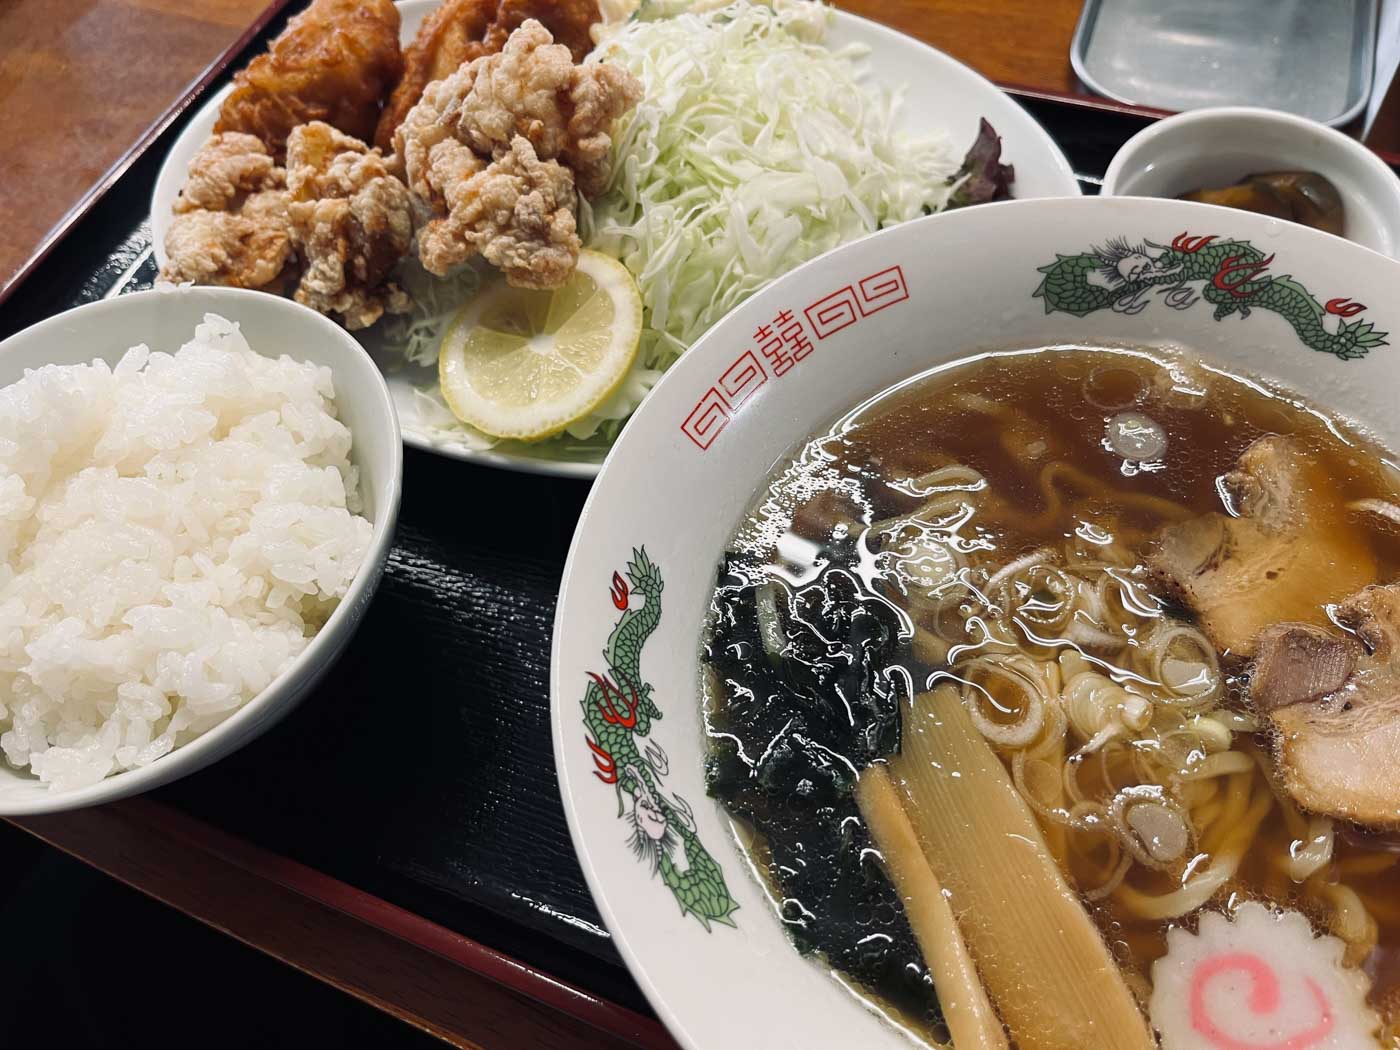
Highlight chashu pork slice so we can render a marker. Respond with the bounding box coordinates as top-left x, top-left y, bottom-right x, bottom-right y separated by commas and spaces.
1149, 435, 1376, 658
1251, 582, 1400, 829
